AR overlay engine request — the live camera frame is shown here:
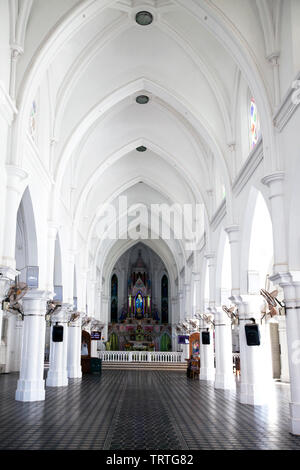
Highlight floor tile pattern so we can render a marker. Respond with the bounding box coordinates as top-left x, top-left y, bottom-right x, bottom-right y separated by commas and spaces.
0, 370, 300, 450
